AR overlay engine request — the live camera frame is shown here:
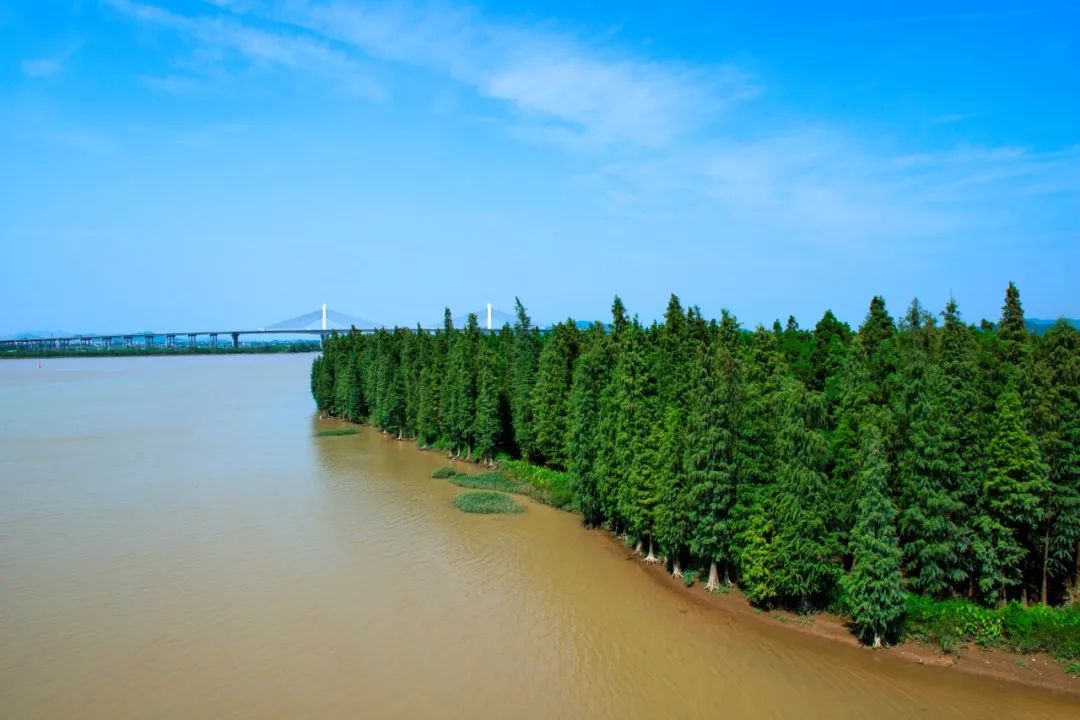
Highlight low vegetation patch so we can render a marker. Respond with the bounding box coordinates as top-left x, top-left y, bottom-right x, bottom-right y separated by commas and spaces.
499, 460, 575, 509
903, 595, 1080, 662
431, 466, 462, 479
317, 428, 360, 437
449, 471, 523, 493
453, 491, 524, 514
